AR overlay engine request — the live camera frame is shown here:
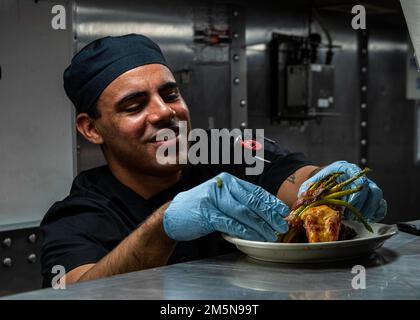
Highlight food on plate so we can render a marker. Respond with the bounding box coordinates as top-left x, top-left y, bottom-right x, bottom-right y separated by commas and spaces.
277, 168, 372, 243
